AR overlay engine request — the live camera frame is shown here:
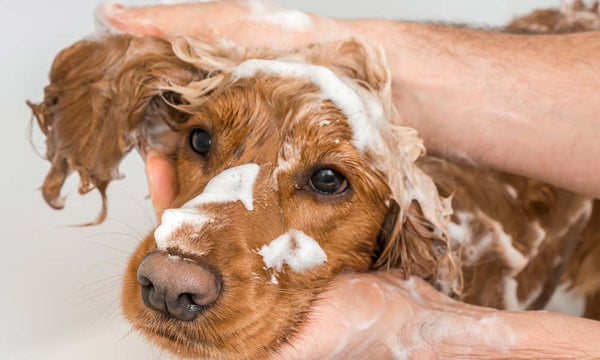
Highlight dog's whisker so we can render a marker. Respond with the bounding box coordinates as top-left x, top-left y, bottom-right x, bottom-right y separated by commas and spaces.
118, 328, 136, 343
92, 295, 122, 326
76, 273, 121, 291
79, 231, 140, 244
96, 260, 127, 269
81, 240, 132, 255
105, 216, 146, 238
105, 305, 125, 329
72, 283, 122, 308
111, 185, 157, 228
